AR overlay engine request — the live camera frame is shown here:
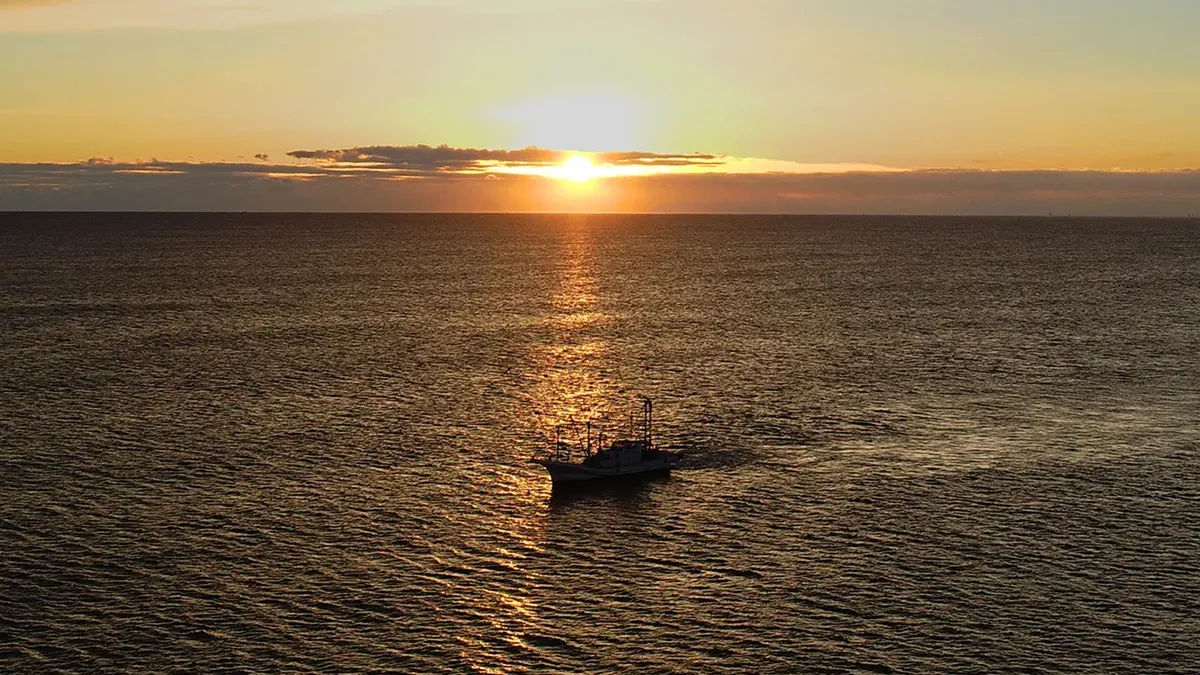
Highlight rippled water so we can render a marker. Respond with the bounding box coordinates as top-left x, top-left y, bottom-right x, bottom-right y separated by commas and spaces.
2, 213, 1199, 673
